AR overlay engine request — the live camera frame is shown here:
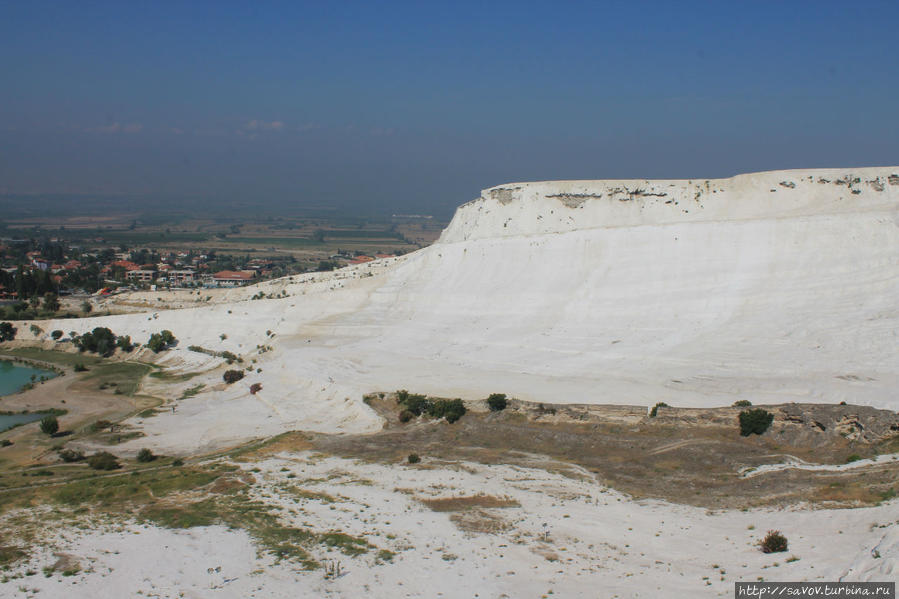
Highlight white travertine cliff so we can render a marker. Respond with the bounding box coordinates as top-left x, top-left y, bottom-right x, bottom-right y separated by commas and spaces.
28, 168, 899, 449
